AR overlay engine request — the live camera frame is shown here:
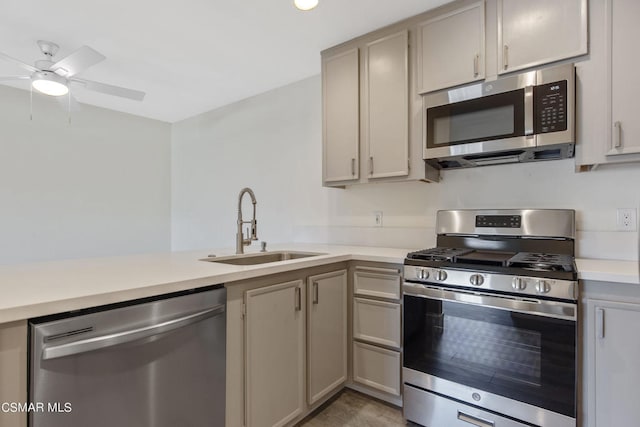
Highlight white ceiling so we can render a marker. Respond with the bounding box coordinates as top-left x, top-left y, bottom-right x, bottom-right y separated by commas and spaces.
0, 0, 449, 123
